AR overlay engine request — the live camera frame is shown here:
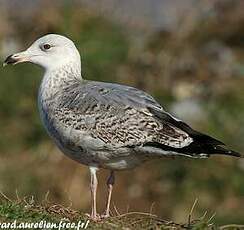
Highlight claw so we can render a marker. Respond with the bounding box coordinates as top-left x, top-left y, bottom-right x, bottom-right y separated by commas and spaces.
101, 213, 110, 219
85, 213, 101, 222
